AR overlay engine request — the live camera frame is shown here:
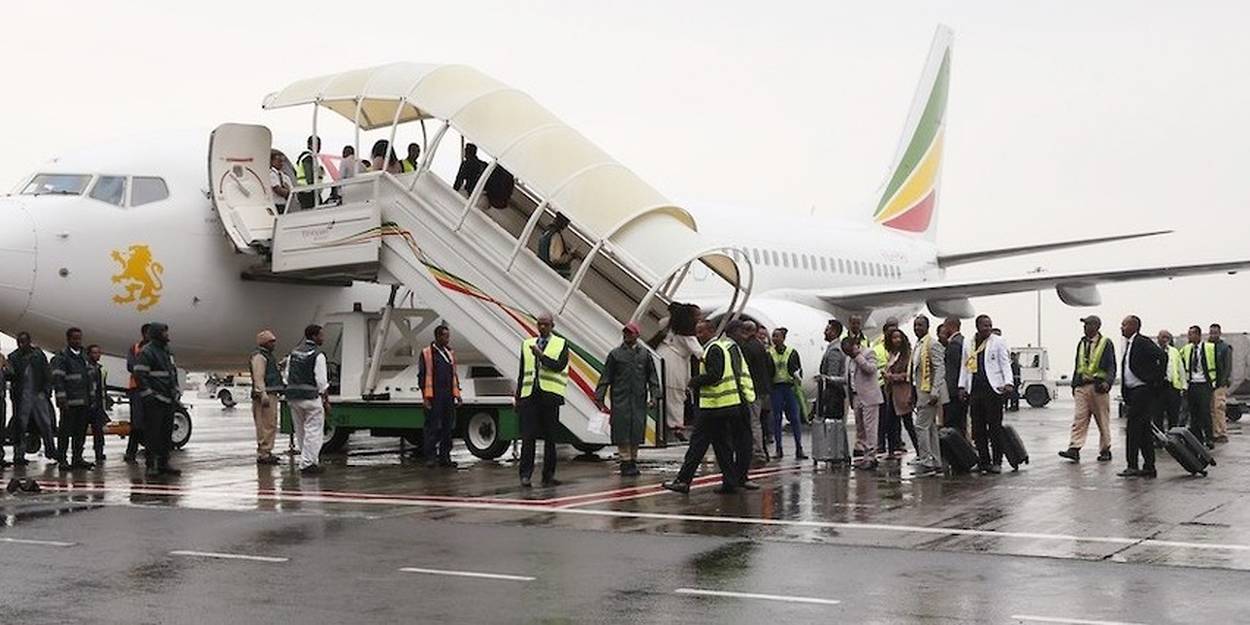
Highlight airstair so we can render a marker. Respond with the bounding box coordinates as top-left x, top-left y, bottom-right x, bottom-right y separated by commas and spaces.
207, 63, 752, 449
